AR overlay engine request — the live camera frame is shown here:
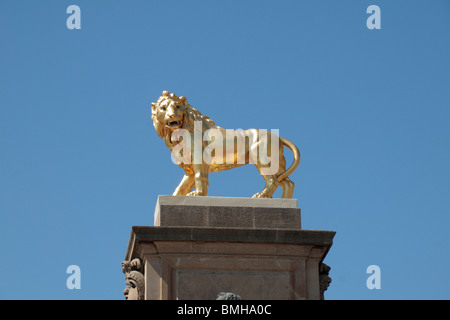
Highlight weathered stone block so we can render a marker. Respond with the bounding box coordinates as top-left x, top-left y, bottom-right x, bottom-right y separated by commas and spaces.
154, 195, 301, 229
